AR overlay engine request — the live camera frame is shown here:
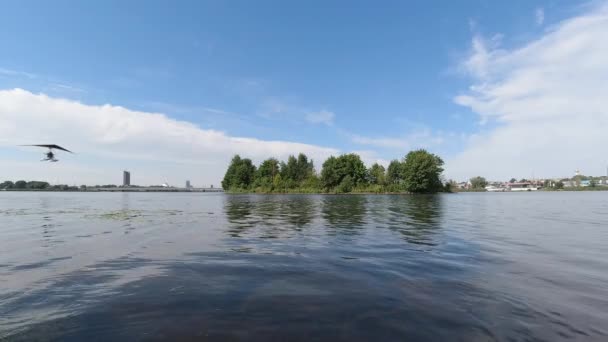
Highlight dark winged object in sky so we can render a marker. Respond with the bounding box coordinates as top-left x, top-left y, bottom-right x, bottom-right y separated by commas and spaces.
20, 144, 74, 162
